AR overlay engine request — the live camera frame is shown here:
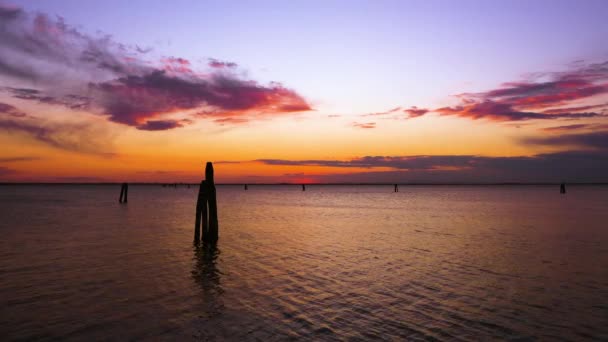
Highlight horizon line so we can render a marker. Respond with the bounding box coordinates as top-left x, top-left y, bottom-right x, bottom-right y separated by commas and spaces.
1, 182, 607, 186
